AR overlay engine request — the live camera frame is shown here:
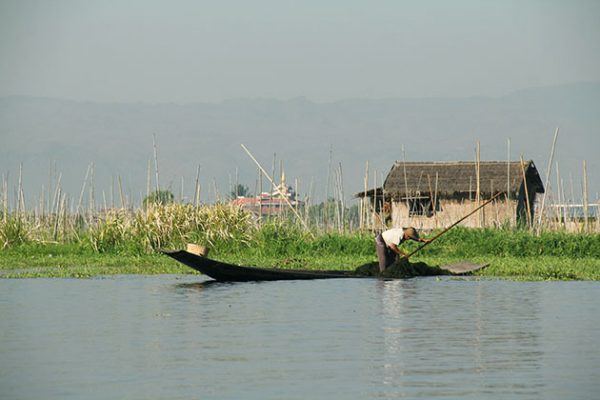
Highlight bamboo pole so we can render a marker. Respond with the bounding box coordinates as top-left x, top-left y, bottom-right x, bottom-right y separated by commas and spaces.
2, 173, 7, 221
596, 193, 600, 233
507, 137, 511, 227
152, 134, 160, 194
363, 161, 369, 230
61, 195, 69, 240
278, 161, 284, 224
434, 172, 439, 229
76, 164, 91, 216
554, 161, 560, 227
110, 176, 115, 209
373, 170, 377, 231
324, 147, 333, 231
212, 177, 219, 203
146, 159, 151, 201
427, 174, 434, 219
51, 173, 62, 218
193, 164, 201, 207
583, 160, 589, 233
118, 175, 125, 209
269, 153, 275, 218
241, 144, 313, 236
17, 163, 23, 217
537, 127, 559, 232
306, 177, 314, 229
39, 184, 45, 221
90, 163, 95, 214
258, 167, 263, 226
102, 191, 107, 211
180, 176, 184, 203
402, 145, 409, 213
520, 156, 532, 228
295, 177, 299, 222
48, 161, 54, 214
53, 187, 61, 240
475, 141, 481, 227
556, 161, 564, 228
339, 162, 345, 232
561, 177, 567, 229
